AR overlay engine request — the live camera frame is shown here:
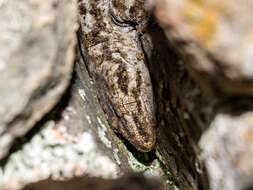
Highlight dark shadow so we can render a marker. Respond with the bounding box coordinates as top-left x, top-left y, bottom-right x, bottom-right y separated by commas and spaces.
215, 95, 253, 116
243, 186, 253, 190
143, 16, 211, 190
115, 132, 156, 166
